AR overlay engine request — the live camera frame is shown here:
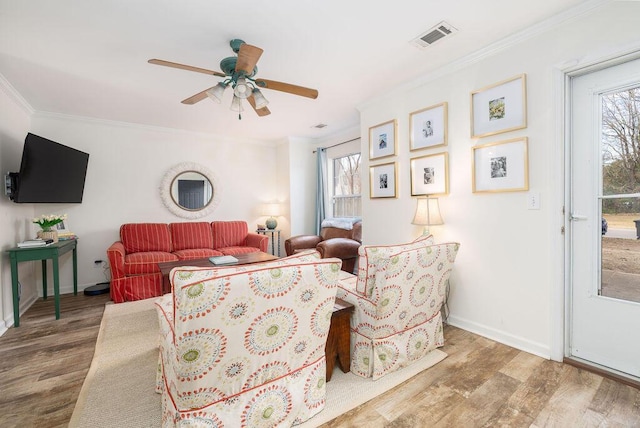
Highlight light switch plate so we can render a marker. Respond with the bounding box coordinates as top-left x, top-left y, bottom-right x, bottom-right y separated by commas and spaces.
527, 192, 540, 210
